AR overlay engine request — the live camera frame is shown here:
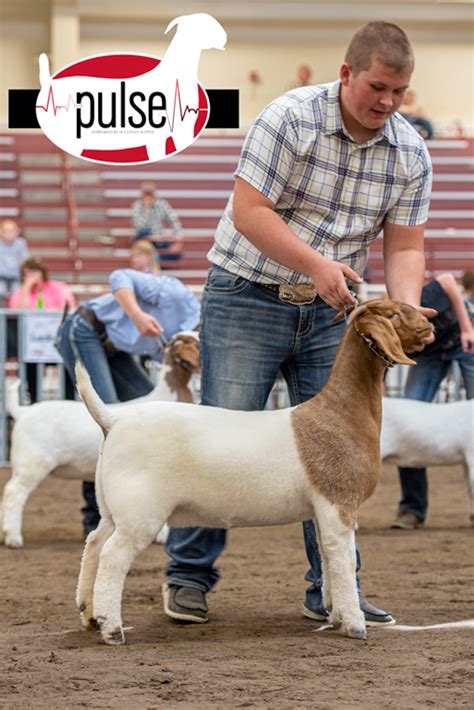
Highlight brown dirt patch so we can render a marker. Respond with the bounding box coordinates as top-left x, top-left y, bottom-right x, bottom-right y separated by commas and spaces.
1, 464, 473, 709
